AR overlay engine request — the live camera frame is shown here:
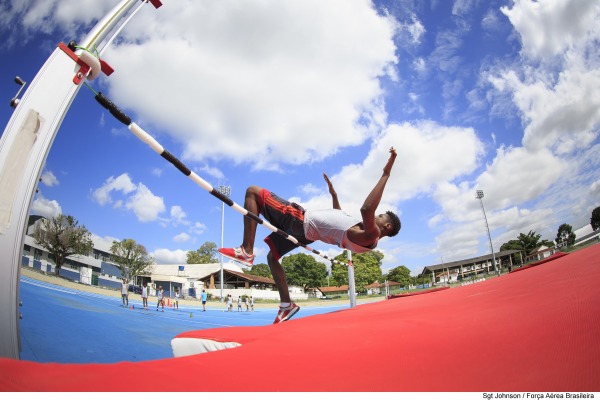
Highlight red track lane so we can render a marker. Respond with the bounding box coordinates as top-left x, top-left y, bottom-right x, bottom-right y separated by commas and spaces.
1, 244, 599, 392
